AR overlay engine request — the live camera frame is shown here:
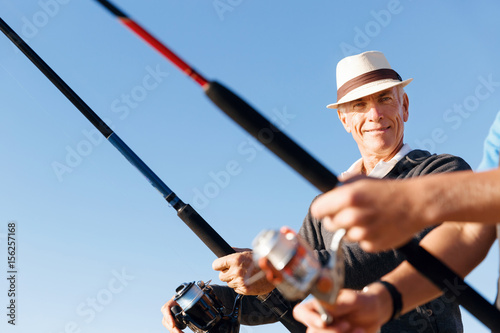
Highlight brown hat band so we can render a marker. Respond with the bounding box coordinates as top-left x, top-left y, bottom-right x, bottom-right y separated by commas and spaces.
337, 68, 402, 102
